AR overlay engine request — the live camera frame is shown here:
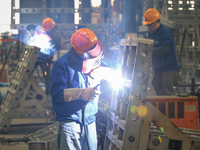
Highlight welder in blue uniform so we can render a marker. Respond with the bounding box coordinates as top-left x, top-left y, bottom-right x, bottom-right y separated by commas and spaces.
26, 17, 60, 95
51, 28, 103, 150
143, 8, 178, 95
